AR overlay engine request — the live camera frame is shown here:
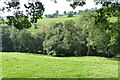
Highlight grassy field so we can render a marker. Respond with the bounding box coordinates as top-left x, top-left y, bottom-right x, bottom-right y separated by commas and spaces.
37, 15, 80, 27
27, 15, 118, 34
1, 52, 118, 78
28, 15, 80, 34
1, 15, 118, 35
